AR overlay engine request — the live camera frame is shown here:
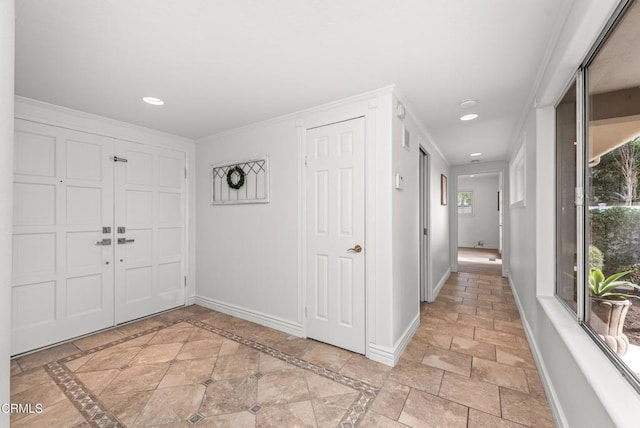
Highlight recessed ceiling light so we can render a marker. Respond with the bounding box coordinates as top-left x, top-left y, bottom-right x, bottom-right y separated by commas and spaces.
470, 175, 475, 178
470, 152, 482, 157
460, 113, 478, 121
459, 99, 478, 109
142, 96, 164, 106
